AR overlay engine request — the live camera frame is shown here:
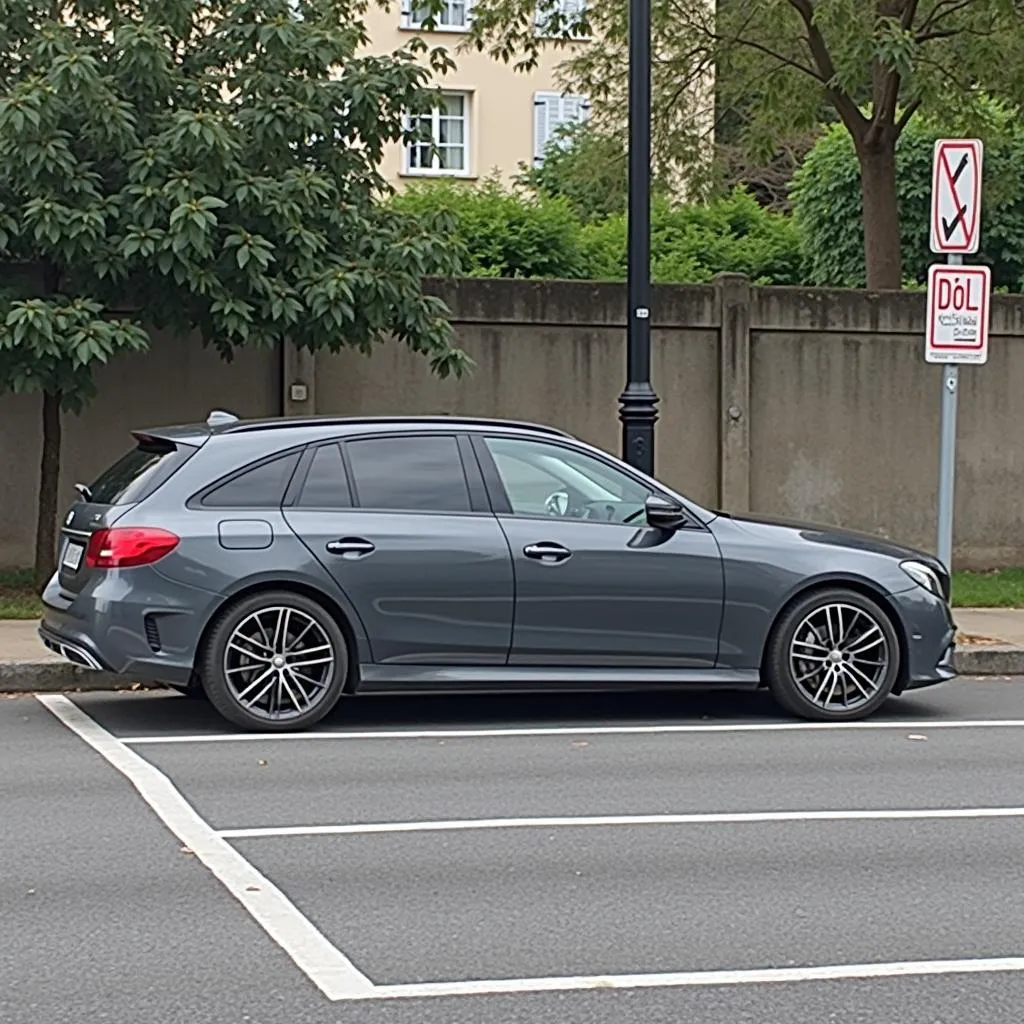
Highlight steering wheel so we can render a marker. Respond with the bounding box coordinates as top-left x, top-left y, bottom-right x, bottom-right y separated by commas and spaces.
544, 489, 596, 519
